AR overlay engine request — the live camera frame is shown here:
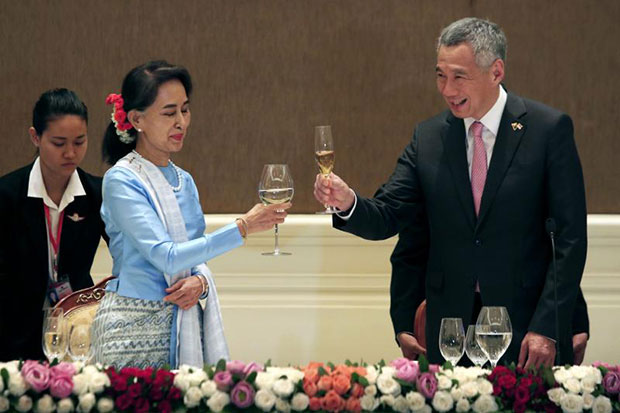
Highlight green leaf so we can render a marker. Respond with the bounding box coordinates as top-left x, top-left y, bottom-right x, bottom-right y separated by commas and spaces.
206, 365, 215, 380
265, 359, 272, 368
394, 378, 415, 389
327, 362, 335, 370
216, 359, 227, 372
357, 375, 369, 387
378, 359, 386, 368
0, 368, 9, 389
345, 359, 353, 367
318, 366, 328, 376
418, 354, 429, 372
246, 371, 257, 384
442, 360, 454, 370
